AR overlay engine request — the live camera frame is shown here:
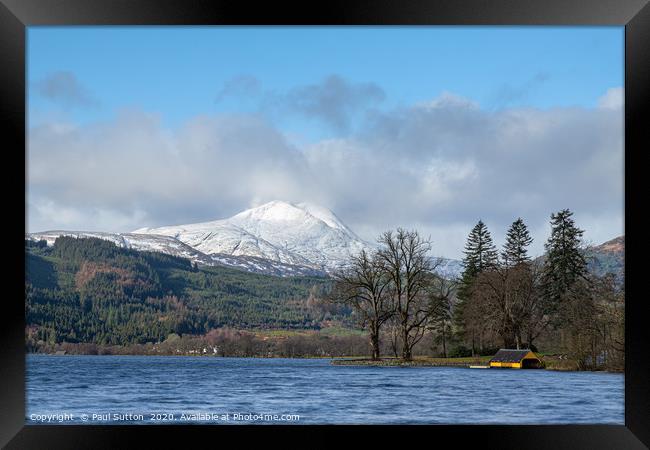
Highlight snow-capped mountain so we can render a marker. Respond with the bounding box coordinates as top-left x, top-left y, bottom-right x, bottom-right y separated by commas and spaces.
27, 229, 328, 277
133, 201, 371, 273
27, 201, 466, 278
